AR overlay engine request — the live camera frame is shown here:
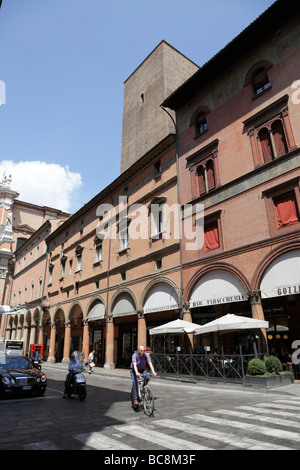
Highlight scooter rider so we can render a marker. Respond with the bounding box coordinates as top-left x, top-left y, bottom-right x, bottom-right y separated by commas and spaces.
63, 351, 82, 398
